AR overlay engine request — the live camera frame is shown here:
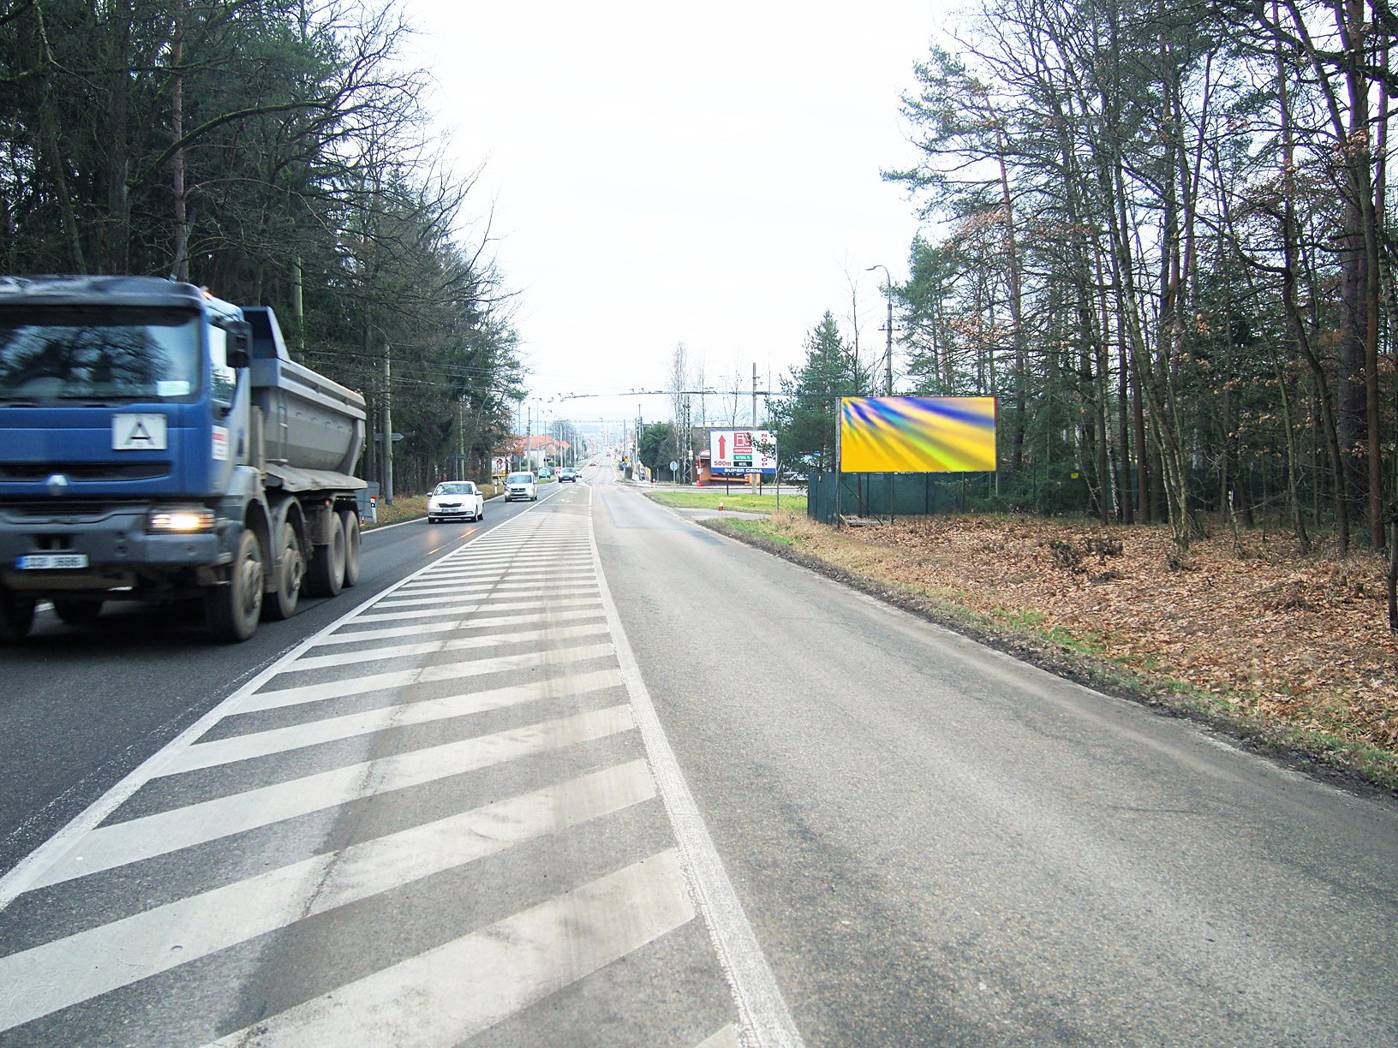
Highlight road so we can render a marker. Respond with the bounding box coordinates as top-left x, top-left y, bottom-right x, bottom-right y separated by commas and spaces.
0, 462, 1394, 1045
0, 490, 557, 879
